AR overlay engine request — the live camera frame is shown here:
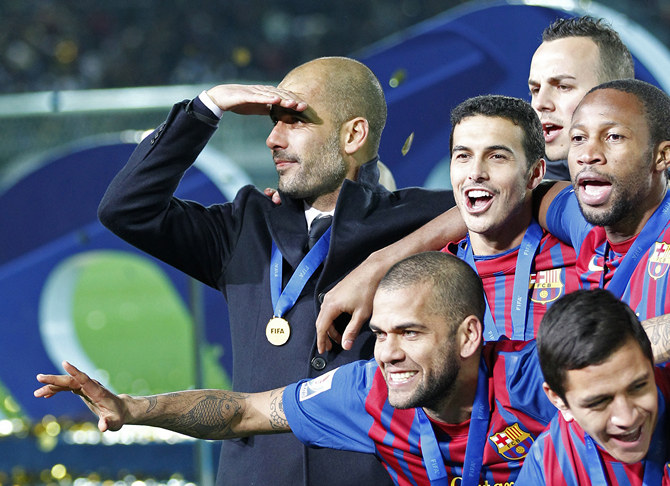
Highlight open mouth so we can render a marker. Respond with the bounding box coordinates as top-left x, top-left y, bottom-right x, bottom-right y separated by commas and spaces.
611, 426, 642, 443
464, 188, 494, 212
542, 123, 562, 143
387, 370, 417, 384
576, 173, 612, 206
